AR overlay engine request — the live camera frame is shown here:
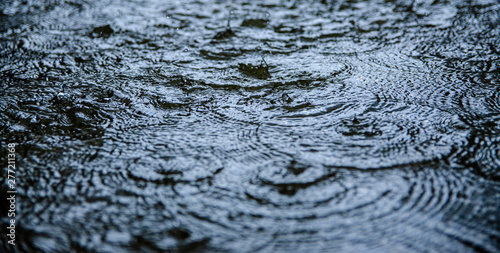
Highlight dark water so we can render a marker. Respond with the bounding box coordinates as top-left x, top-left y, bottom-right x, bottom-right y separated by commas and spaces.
1, 0, 500, 252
